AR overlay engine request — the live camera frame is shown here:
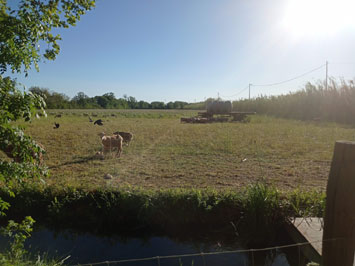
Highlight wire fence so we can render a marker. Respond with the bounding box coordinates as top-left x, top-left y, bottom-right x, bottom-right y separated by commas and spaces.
70, 237, 344, 266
